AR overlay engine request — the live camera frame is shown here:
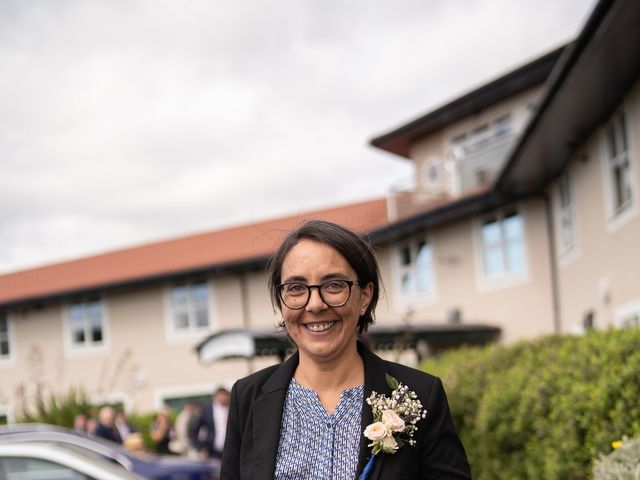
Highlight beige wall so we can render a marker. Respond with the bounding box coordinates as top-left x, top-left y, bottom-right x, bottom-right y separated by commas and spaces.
0, 273, 277, 419
553, 79, 640, 333
375, 198, 555, 343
